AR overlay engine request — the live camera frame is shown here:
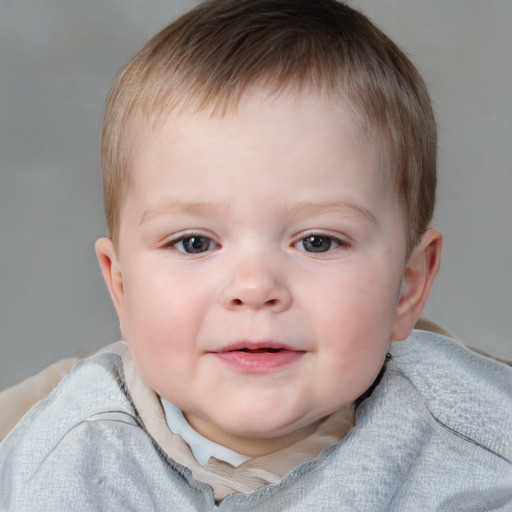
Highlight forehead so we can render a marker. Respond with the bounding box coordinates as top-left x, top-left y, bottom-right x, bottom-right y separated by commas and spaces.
128, 88, 376, 168
122, 88, 395, 214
